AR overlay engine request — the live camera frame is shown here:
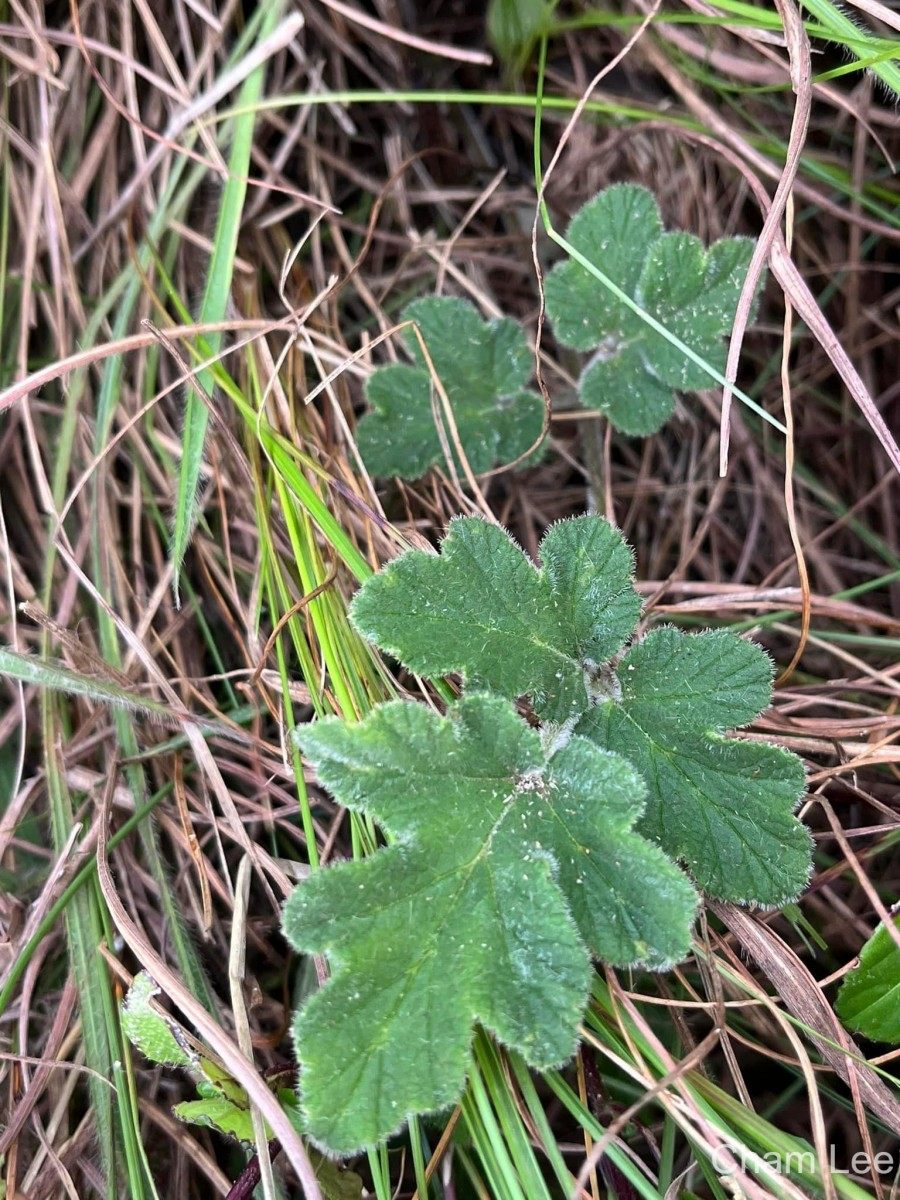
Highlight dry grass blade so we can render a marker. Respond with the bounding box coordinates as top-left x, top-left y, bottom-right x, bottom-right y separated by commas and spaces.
95, 773, 323, 1200
720, 0, 812, 475
709, 901, 900, 1138
2, 0, 899, 1193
